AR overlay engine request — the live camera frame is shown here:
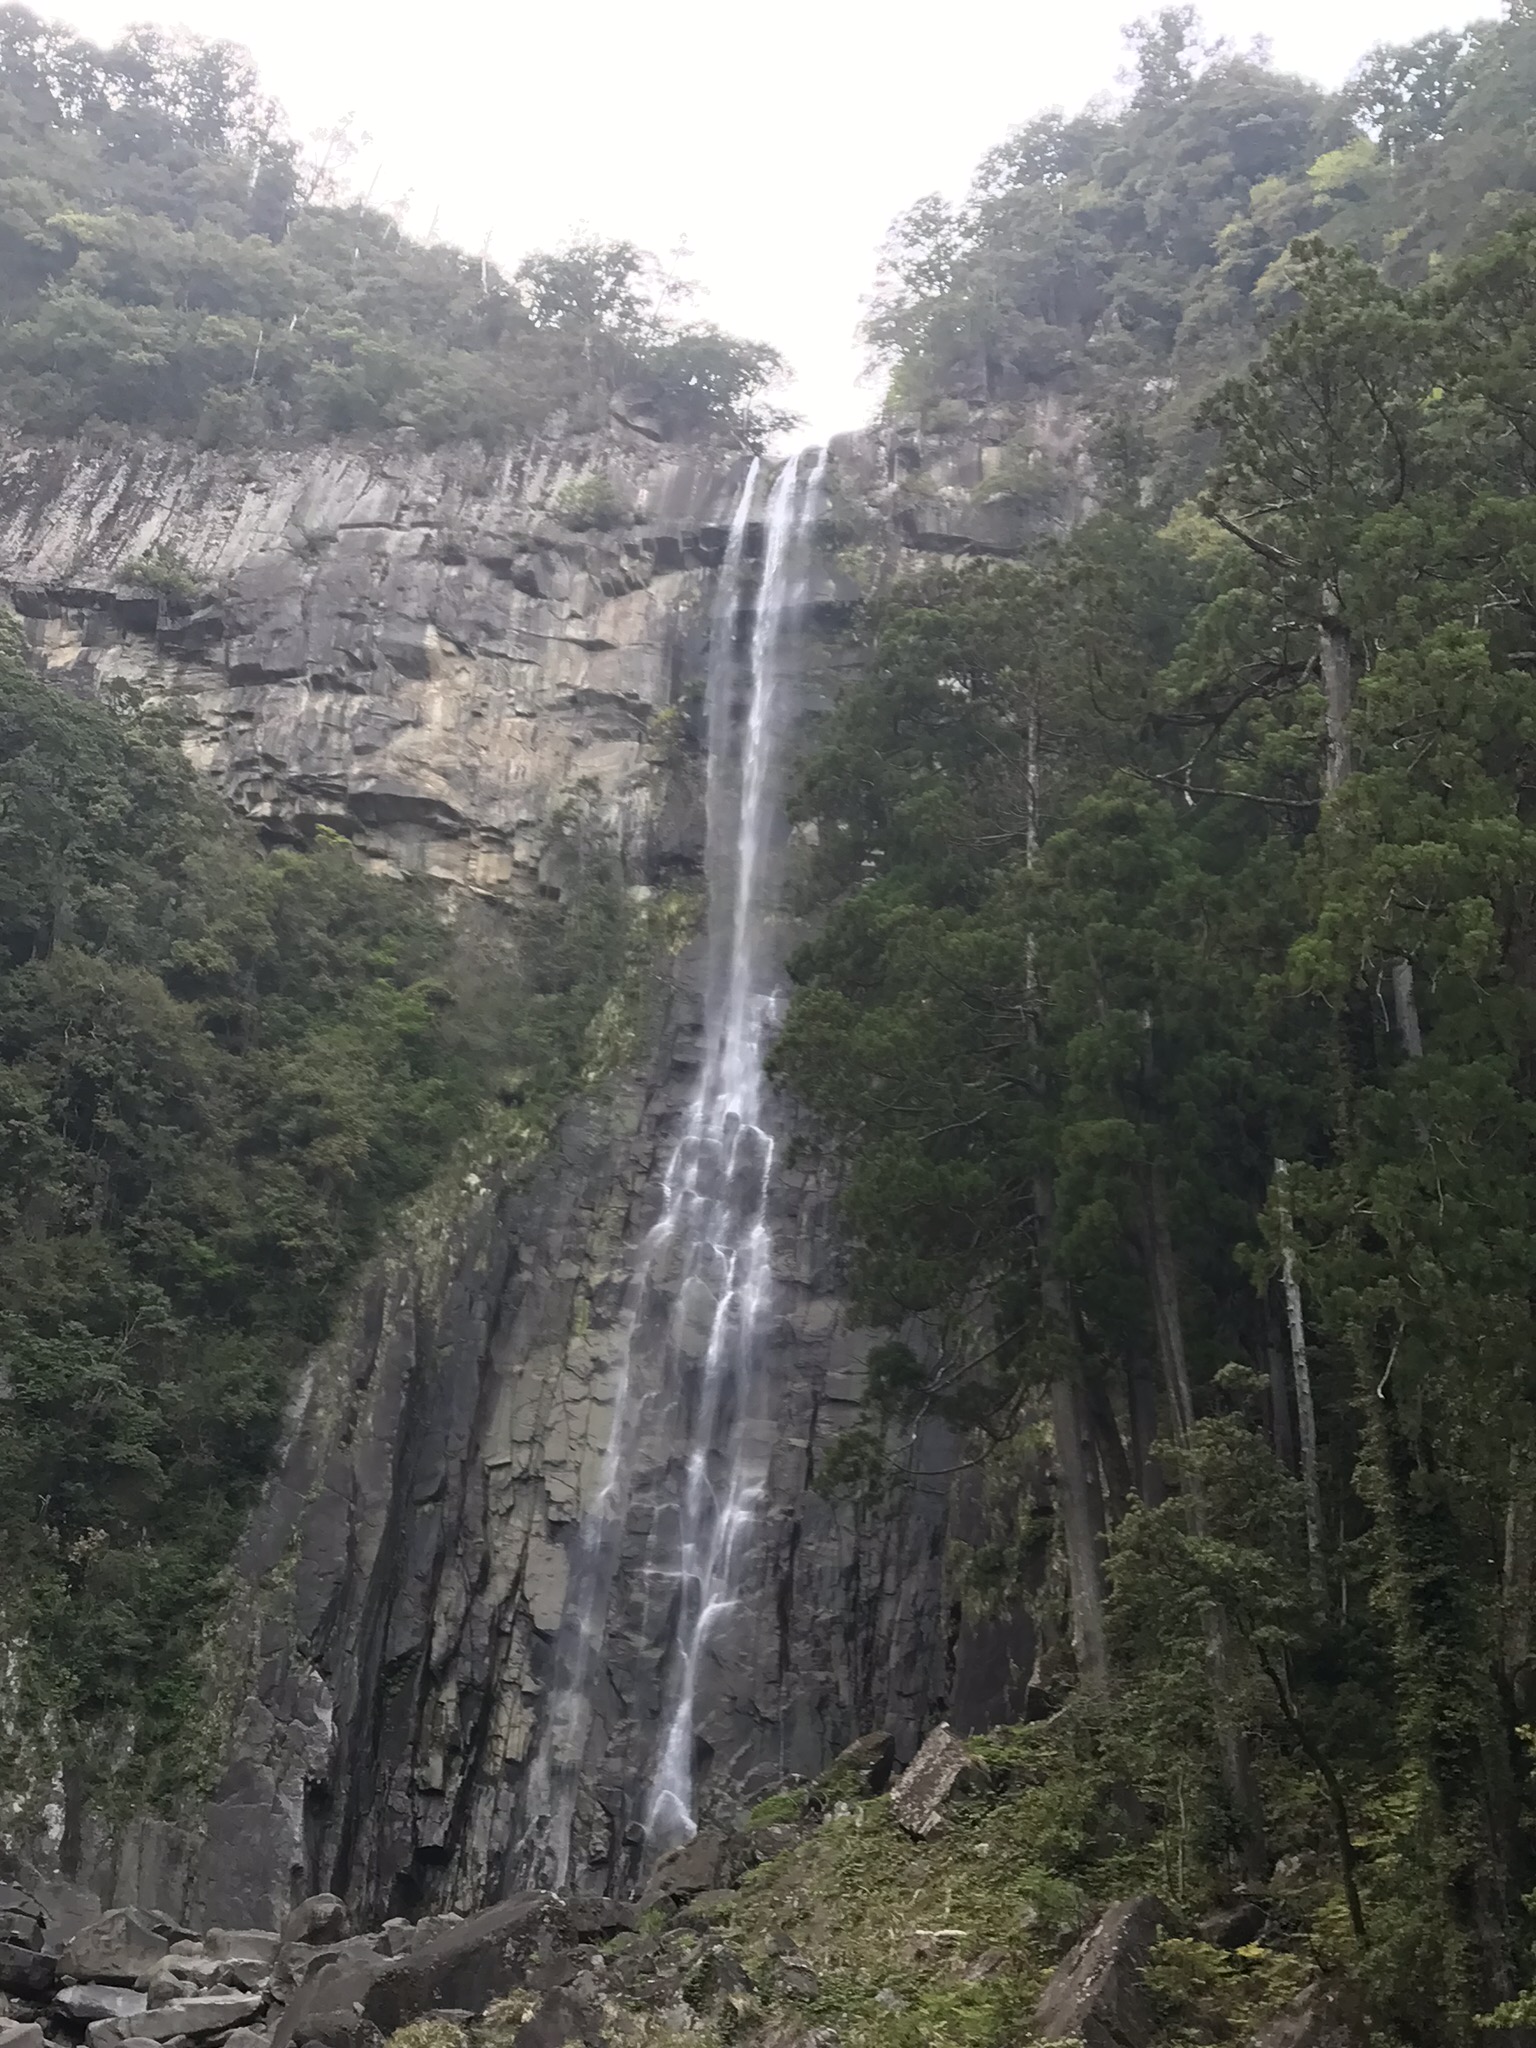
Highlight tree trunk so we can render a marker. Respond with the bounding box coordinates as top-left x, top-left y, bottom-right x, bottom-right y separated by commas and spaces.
1504, 1443, 1535, 1709
1391, 957, 1424, 1059
1036, 1171, 1109, 1688
1087, 1376, 1133, 1523
1265, 1311, 1298, 1476
1319, 599, 1353, 795
1140, 1163, 1268, 1873
1127, 1355, 1168, 1507
1140, 1163, 1196, 1442
1051, 1373, 1110, 1689
1274, 1159, 1327, 1609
